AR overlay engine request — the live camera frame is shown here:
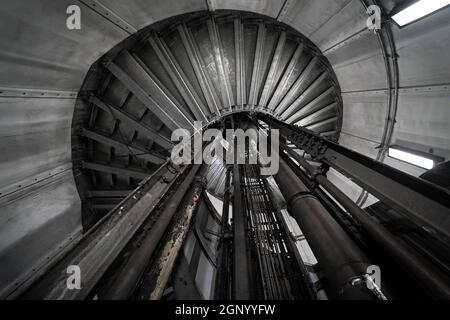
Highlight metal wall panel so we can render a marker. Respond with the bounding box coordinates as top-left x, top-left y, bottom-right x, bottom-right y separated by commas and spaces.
392, 7, 450, 88
341, 92, 387, 145
279, 0, 354, 36
0, 0, 127, 90
95, 0, 207, 30
0, 97, 74, 190
212, 0, 285, 17
338, 132, 380, 160
332, 53, 387, 92
395, 89, 450, 151
388, 87, 450, 176
0, 172, 81, 298
308, 0, 367, 52
0, 0, 127, 297
327, 28, 387, 92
